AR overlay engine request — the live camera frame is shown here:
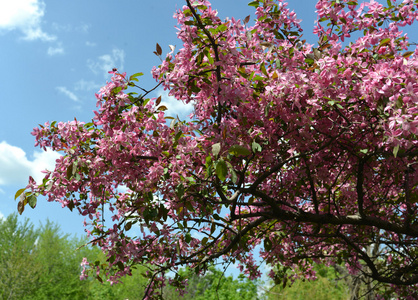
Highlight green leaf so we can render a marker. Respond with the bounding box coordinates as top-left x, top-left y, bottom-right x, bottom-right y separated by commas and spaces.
264, 237, 272, 251
229, 145, 251, 156
15, 188, 26, 200
248, 196, 255, 205
186, 201, 194, 213
380, 38, 391, 46
260, 62, 268, 77
117, 261, 125, 271
27, 195, 37, 209
251, 141, 262, 153
66, 163, 73, 180
185, 232, 191, 243
174, 130, 183, 142
178, 222, 184, 230
205, 155, 212, 168
402, 51, 414, 58
393, 144, 400, 158
264, 103, 271, 117
108, 255, 115, 264
215, 159, 228, 181
210, 222, 216, 235
176, 183, 185, 200
125, 222, 132, 231
112, 86, 123, 95
201, 237, 208, 245
305, 57, 314, 65
226, 162, 238, 184
67, 201, 75, 212
216, 24, 227, 33
129, 72, 144, 81
212, 143, 221, 156
248, 1, 259, 7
